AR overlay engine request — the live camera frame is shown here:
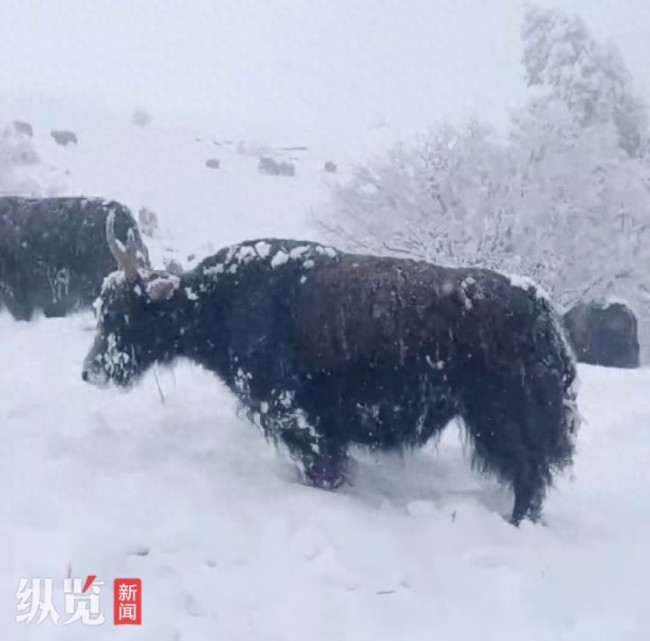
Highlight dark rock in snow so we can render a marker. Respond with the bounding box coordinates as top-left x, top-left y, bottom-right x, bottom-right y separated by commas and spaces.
131, 108, 152, 128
